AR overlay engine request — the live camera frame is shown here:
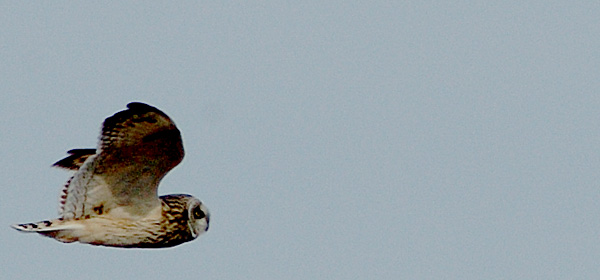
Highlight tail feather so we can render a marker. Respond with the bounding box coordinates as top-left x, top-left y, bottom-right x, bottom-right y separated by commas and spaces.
11, 219, 83, 243
11, 221, 53, 232
11, 219, 82, 233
